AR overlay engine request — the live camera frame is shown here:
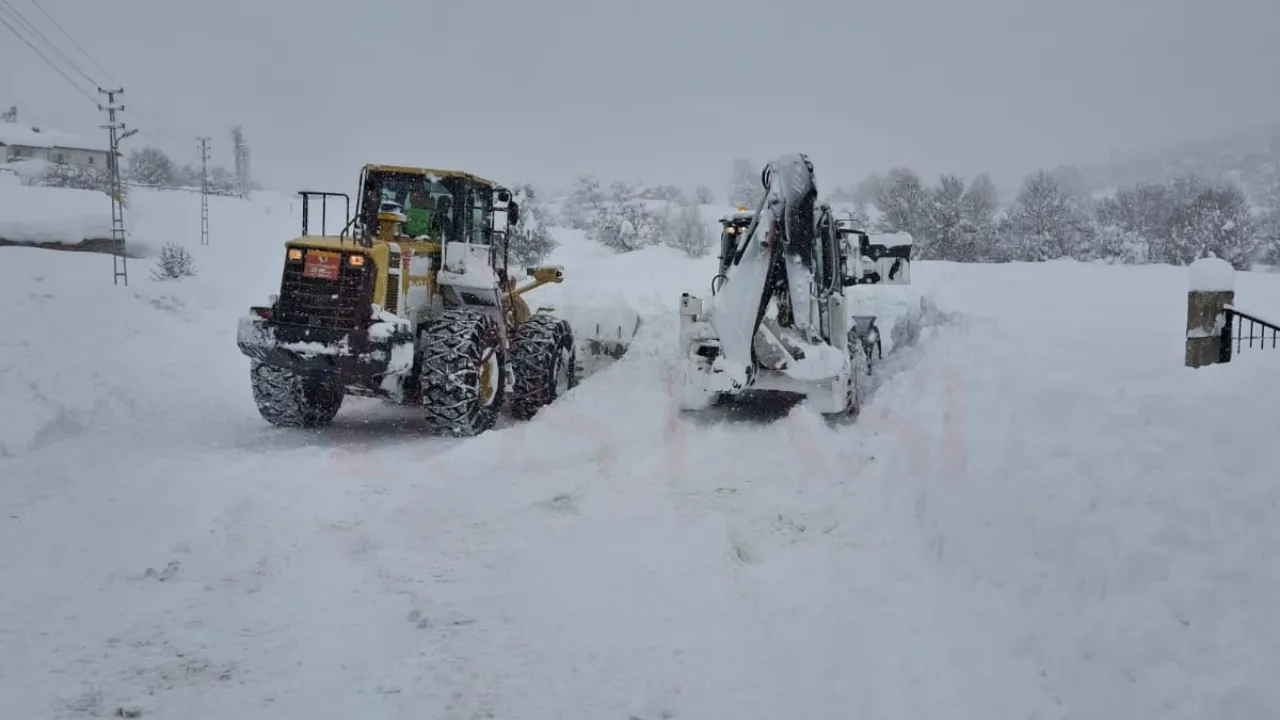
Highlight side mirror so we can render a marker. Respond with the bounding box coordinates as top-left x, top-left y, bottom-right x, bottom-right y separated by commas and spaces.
498, 190, 511, 202
508, 200, 520, 227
